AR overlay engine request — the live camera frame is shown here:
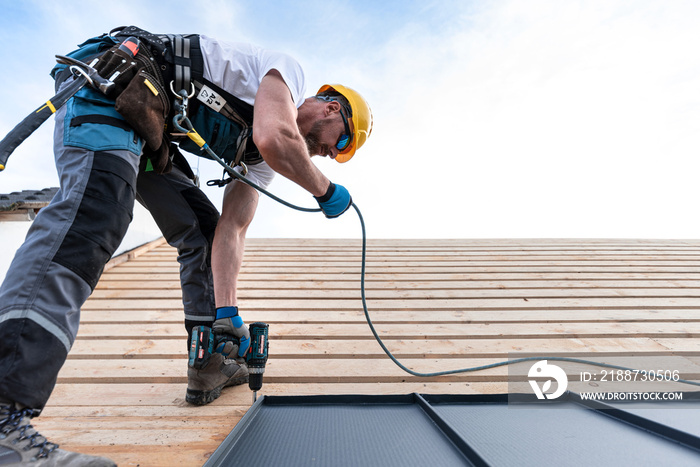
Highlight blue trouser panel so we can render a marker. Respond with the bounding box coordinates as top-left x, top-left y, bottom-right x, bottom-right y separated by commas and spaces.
0, 81, 142, 410
136, 164, 219, 323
